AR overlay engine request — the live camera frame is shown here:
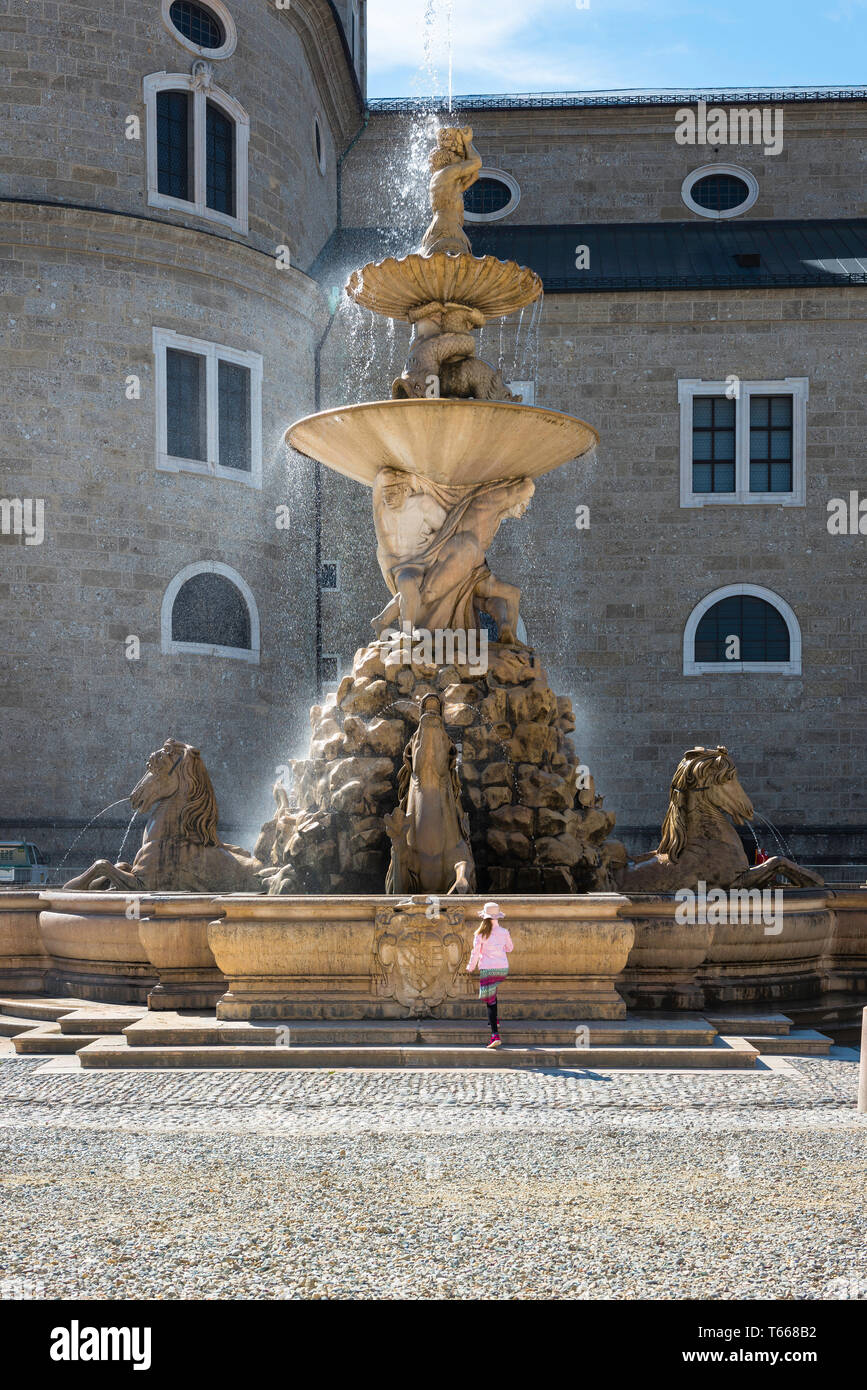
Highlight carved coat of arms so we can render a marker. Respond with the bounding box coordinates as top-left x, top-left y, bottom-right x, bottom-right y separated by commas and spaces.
373, 899, 469, 1016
